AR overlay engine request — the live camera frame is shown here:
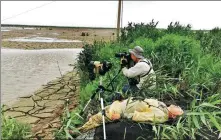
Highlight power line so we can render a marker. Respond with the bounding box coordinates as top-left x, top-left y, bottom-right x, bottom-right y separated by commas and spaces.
1, 1, 56, 22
